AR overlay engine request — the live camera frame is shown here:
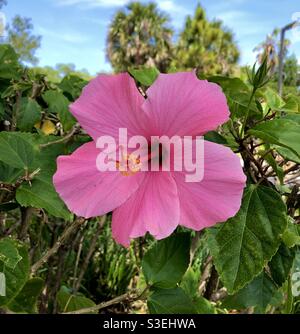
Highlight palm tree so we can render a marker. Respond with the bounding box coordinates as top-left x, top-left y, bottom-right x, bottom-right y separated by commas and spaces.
172, 4, 240, 76
106, 2, 174, 73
